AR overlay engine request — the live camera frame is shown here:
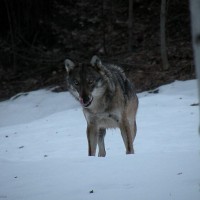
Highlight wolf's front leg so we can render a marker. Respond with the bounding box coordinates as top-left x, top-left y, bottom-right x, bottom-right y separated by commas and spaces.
98, 128, 106, 157
87, 124, 98, 156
